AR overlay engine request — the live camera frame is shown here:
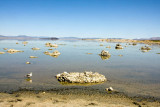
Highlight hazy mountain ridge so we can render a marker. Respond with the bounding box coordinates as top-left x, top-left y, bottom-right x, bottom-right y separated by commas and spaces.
136, 37, 160, 40
0, 35, 58, 40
